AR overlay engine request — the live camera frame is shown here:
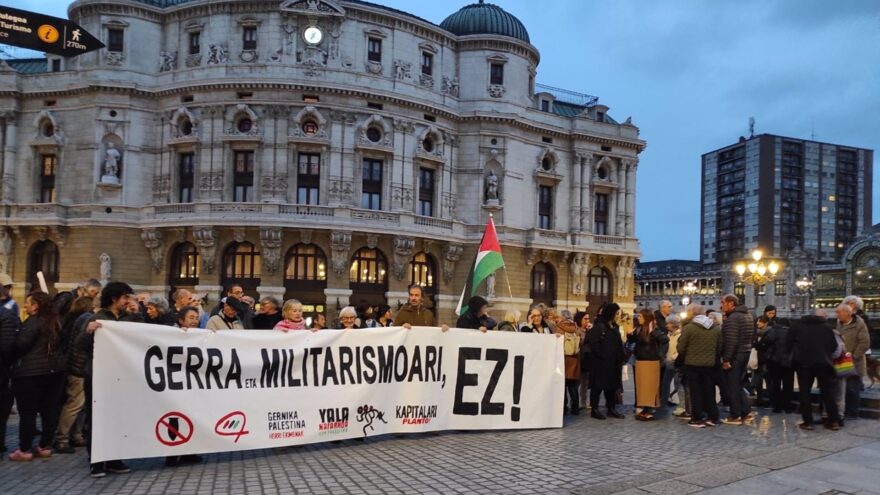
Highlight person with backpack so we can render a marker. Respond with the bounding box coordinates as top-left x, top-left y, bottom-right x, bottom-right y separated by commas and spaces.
758, 316, 794, 413
8, 292, 67, 461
